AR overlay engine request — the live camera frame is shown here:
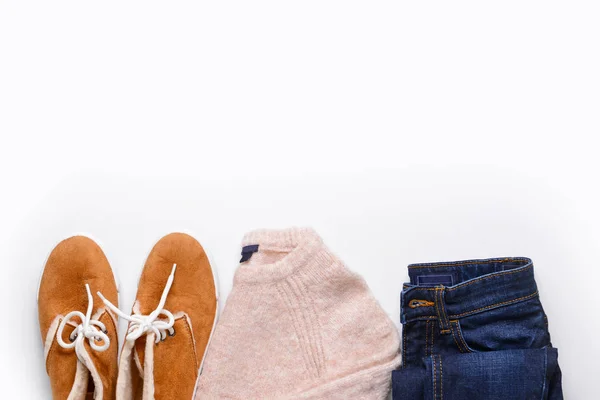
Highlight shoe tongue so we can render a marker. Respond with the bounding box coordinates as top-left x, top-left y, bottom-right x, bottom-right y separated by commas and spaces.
81, 310, 119, 400
46, 321, 88, 400
133, 335, 147, 375
115, 339, 142, 400
126, 330, 159, 398
142, 333, 158, 399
